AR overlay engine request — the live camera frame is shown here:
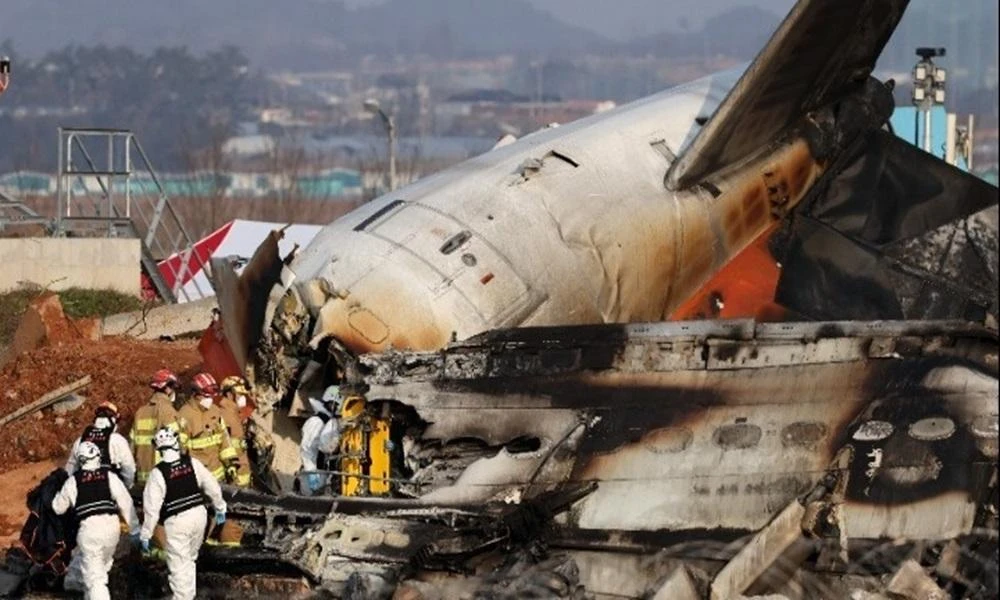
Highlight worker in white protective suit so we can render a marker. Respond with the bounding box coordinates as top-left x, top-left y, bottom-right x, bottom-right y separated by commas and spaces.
140, 427, 227, 600
298, 385, 342, 495
65, 400, 137, 488
52, 441, 140, 600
